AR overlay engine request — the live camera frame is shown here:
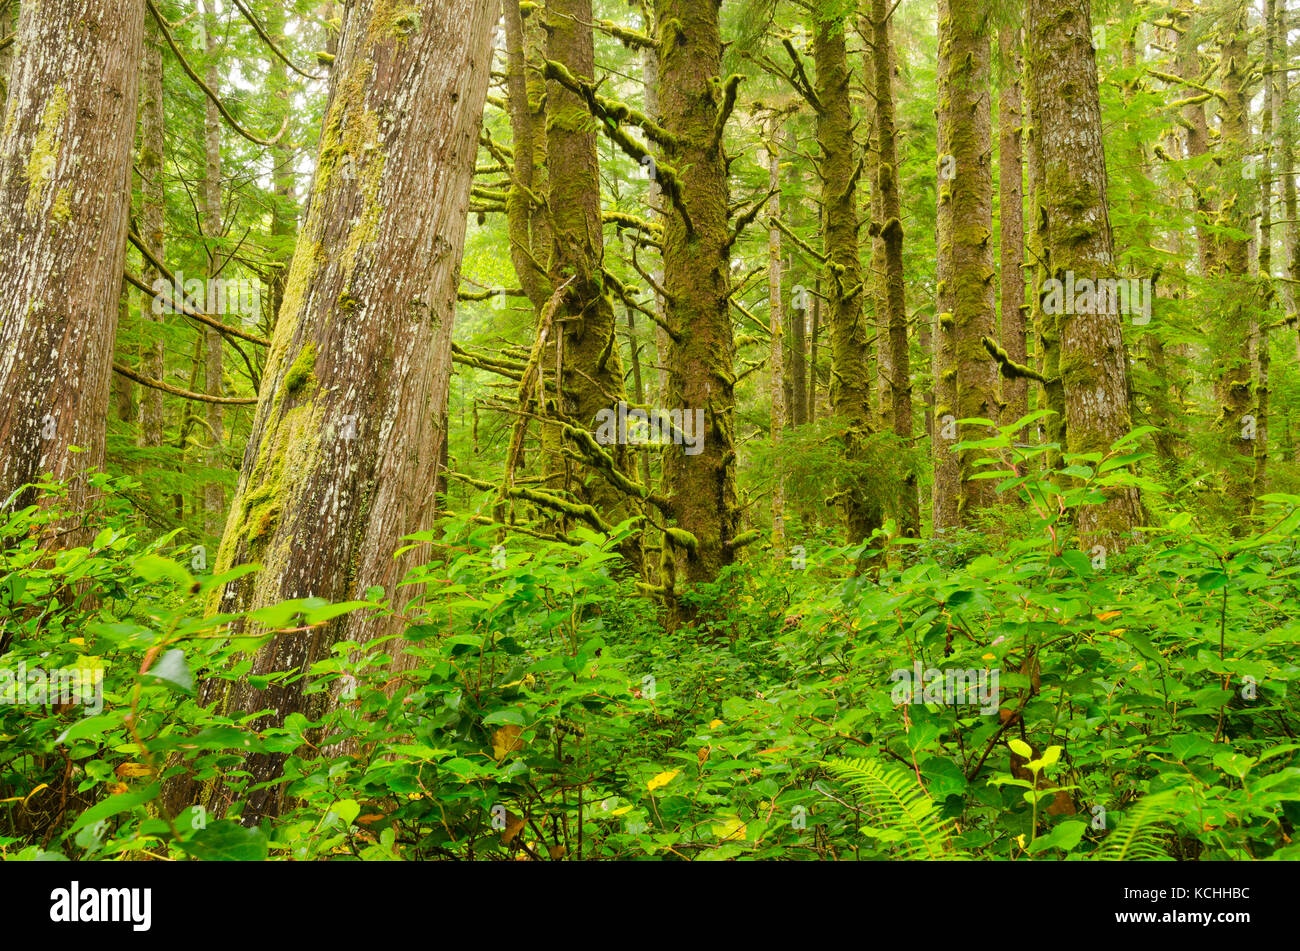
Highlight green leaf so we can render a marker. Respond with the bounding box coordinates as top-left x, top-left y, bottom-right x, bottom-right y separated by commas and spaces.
1027, 820, 1087, 854
180, 821, 269, 861
143, 649, 194, 696
67, 783, 160, 834
330, 798, 361, 827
